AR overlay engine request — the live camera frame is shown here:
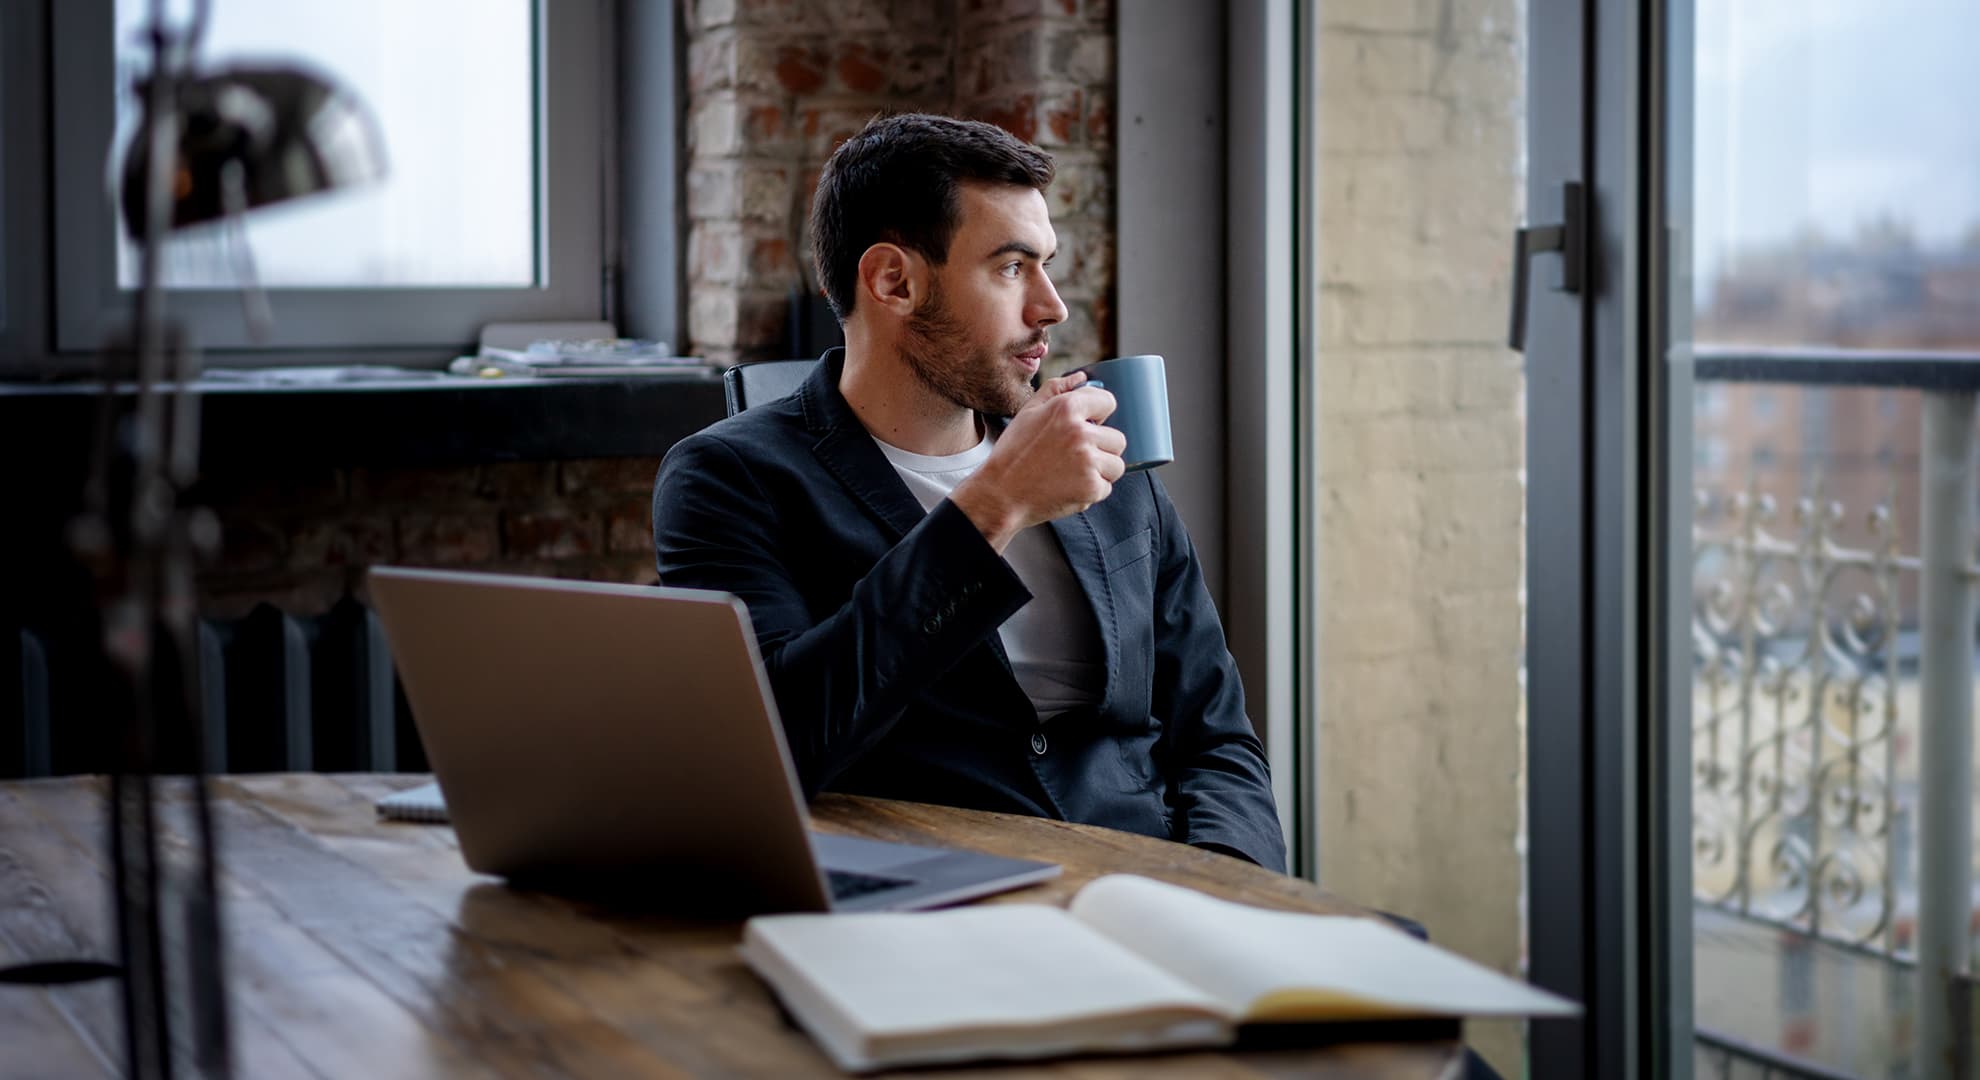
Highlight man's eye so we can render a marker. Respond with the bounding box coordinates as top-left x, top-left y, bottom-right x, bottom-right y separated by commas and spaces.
1001, 262, 1023, 278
